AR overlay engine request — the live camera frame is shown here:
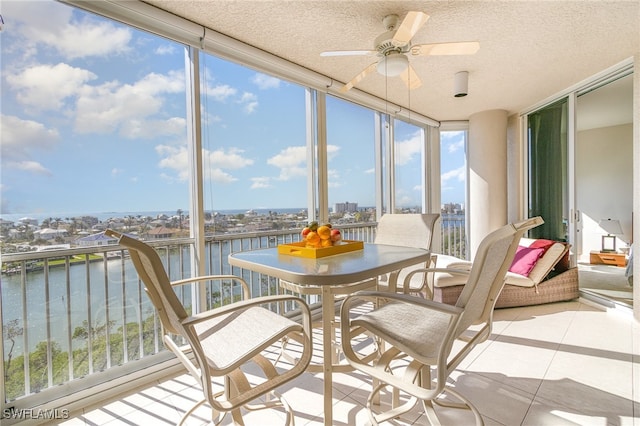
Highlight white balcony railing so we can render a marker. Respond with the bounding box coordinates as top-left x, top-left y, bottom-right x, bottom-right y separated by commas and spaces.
1, 218, 465, 410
